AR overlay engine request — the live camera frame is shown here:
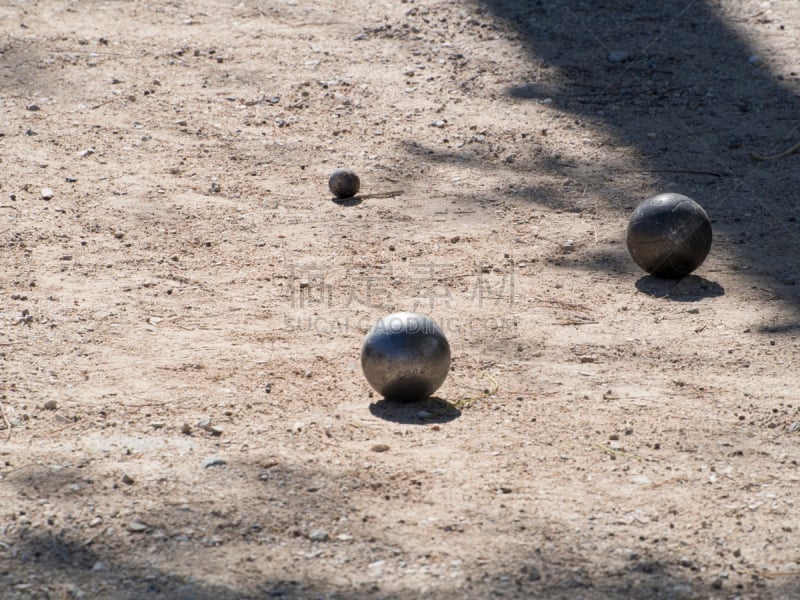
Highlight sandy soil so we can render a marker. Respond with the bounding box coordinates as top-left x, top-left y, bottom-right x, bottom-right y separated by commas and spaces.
2, 0, 800, 598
